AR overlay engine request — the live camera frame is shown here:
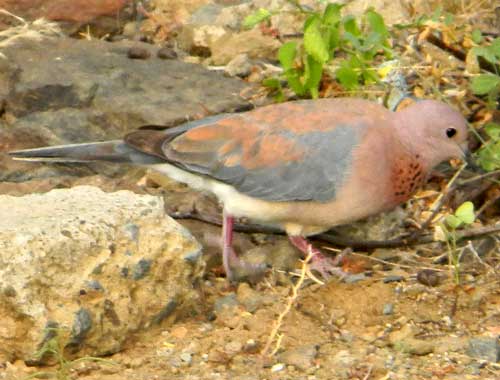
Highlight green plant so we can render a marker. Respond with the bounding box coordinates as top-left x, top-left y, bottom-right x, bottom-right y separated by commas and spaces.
23, 327, 114, 380
469, 36, 500, 107
438, 201, 475, 285
475, 122, 500, 171
244, 2, 392, 98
